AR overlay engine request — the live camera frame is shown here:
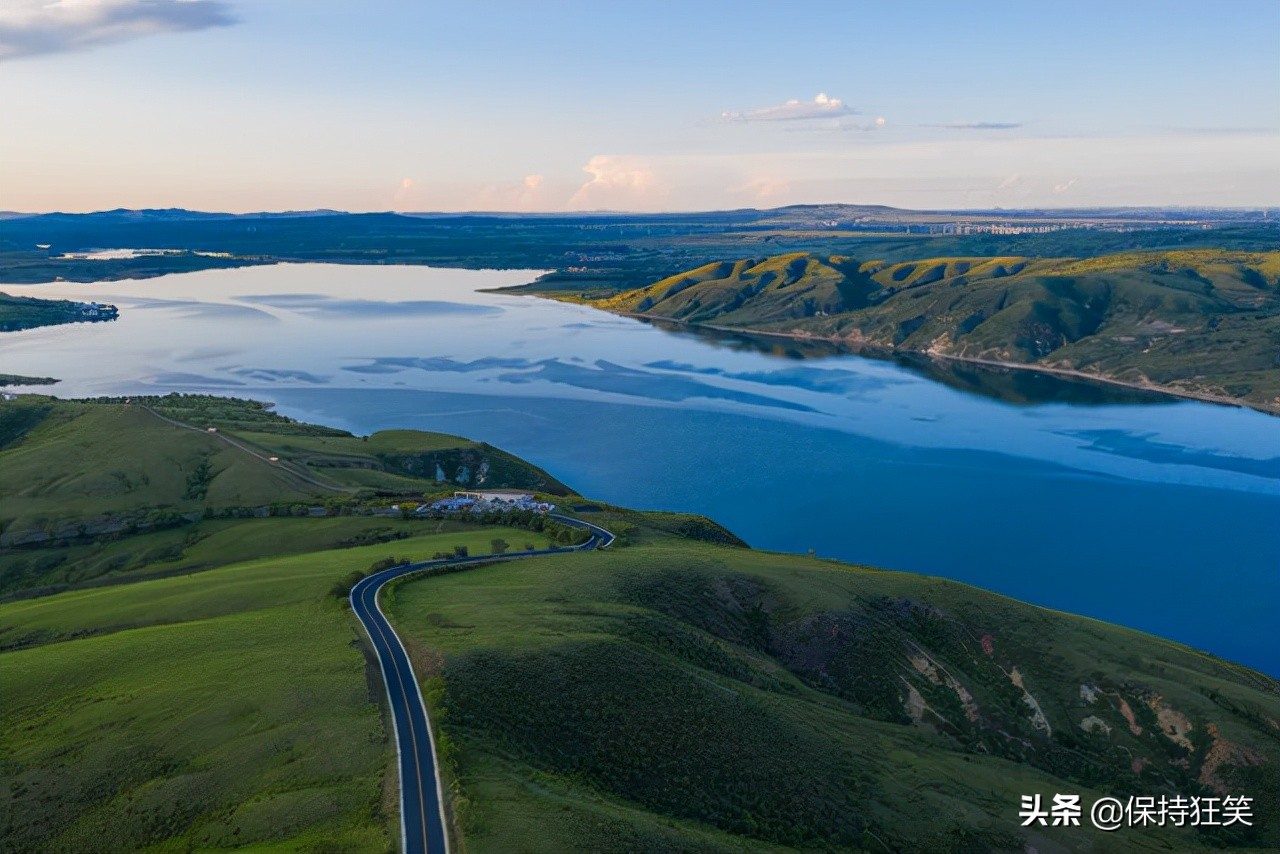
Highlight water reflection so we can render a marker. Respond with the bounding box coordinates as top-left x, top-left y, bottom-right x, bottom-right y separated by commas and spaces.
638, 318, 1181, 408
1, 263, 1276, 672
